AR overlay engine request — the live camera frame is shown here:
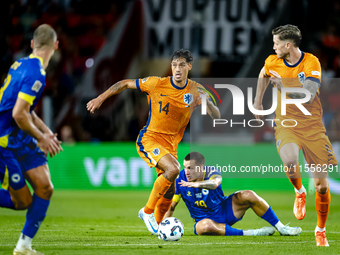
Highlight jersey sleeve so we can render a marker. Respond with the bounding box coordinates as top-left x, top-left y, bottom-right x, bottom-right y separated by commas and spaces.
18, 70, 44, 106
304, 55, 321, 84
205, 166, 222, 181
135, 76, 160, 94
264, 55, 276, 77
